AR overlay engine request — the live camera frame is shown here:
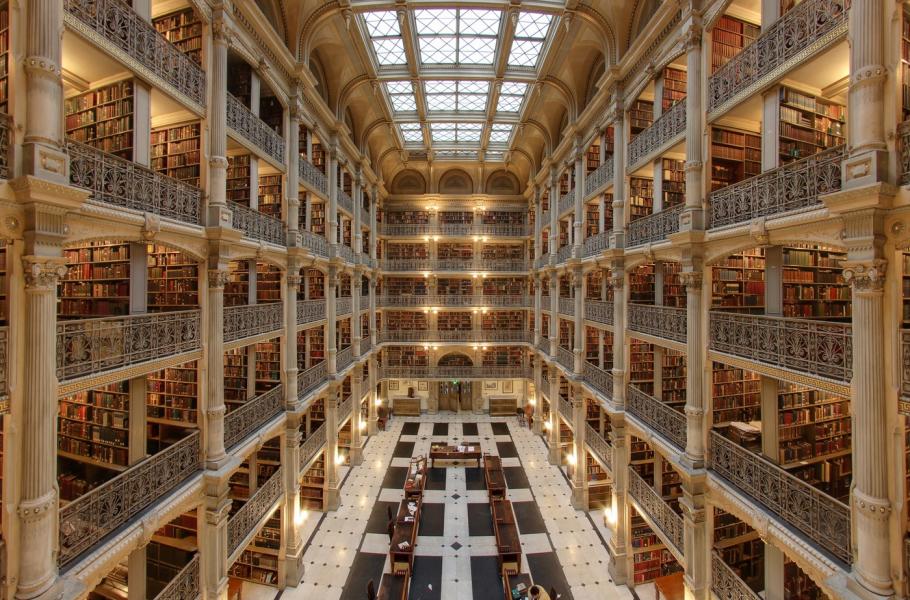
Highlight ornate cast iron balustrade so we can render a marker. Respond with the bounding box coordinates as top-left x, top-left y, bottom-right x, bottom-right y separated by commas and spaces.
628, 99, 687, 169
709, 145, 844, 228
558, 395, 573, 424
63, 0, 205, 107
537, 337, 551, 354
338, 394, 353, 424
628, 304, 687, 343
534, 255, 550, 270
226, 93, 285, 165
707, 0, 848, 115
59, 431, 201, 566
377, 330, 532, 343
0, 326, 8, 412
228, 468, 284, 555
153, 554, 200, 600
57, 310, 201, 381
298, 362, 327, 398
711, 552, 761, 600
68, 140, 201, 225
298, 230, 330, 258
585, 161, 613, 197
337, 190, 354, 215
300, 423, 327, 471
628, 466, 684, 553
378, 365, 531, 379
556, 346, 574, 372
474, 224, 530, 237
627, 385, 687, 451
709, 312, 852, 383
379, 224, 430, 237
300, 160, 328, 195
627, 205, 683, 247
229, 201, 285, 246
558, 297, 575, 316
556, 244, 573, 264
901, 120, 910, 186
585, 300, 614, 326
336, 297, 352, 316
377, 295, 531, 308
709, 431, 851, 563
0, 114, 10, 179
335, 244, 356, 263
380, 259, 529, 272
558, 188, 575, 215
583, 232, 611, 257
224, 385, 284, 450
336, 346, 353, 371
583, 362, 613, 398
297, 299, 325, 325
223, 303, 283, 343
585, 424, 612, 472
361, 336, 372, 355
